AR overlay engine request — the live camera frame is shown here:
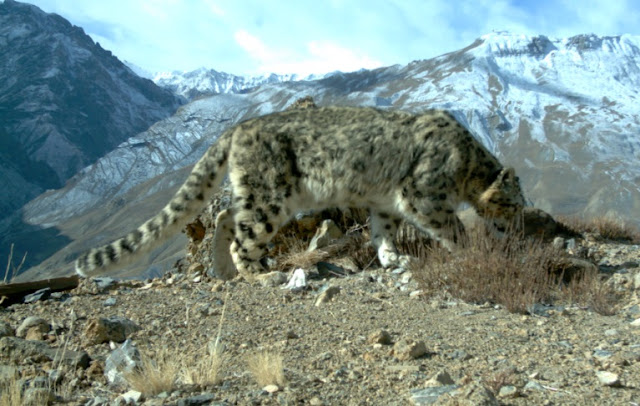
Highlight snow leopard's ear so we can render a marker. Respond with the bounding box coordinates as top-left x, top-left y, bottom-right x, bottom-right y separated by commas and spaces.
496, 167, 518, 186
